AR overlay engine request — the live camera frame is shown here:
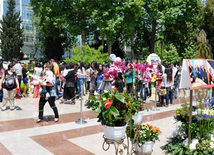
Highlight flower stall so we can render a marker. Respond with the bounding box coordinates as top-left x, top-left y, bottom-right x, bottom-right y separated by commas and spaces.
87, 60, 161, 154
